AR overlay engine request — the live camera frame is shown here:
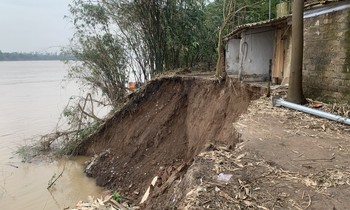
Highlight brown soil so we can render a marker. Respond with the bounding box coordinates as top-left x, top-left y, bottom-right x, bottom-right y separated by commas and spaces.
72, 78, 350, 210
77, 76, 260, 203
148, 88, 350, 210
